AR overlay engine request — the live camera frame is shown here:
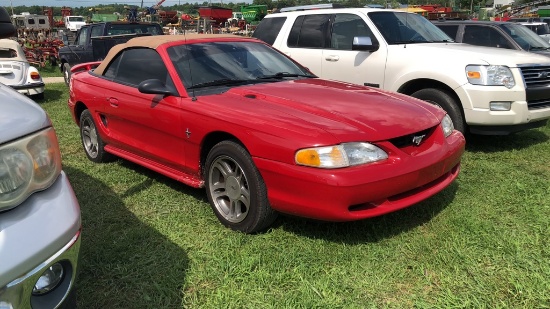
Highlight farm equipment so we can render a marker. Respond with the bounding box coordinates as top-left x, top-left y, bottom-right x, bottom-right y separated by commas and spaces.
142, 0, 179, 26
198, 6, 233, 29
240, 5, 268, 25
12, 11, 65, 67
